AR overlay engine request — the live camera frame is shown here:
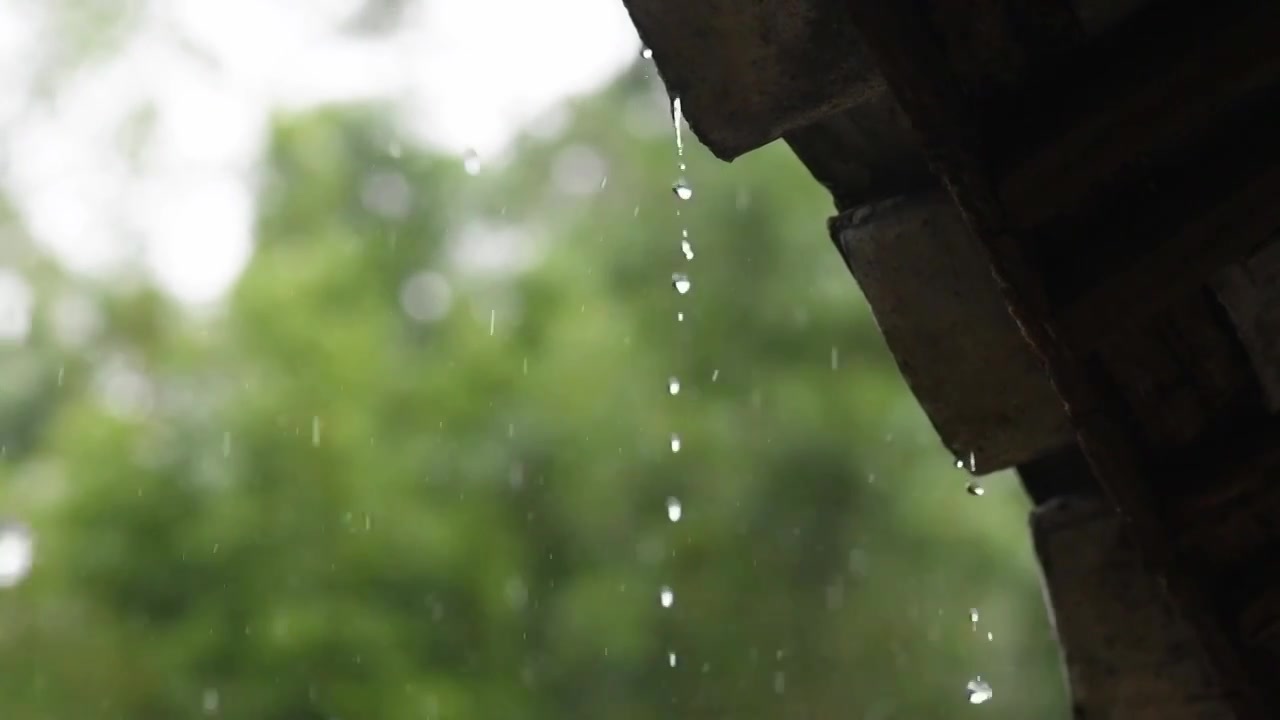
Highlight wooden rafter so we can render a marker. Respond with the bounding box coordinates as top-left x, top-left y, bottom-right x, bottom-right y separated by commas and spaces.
840, 1, 1280, 717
